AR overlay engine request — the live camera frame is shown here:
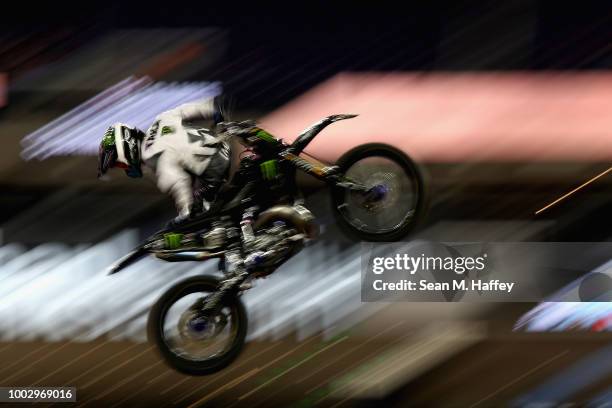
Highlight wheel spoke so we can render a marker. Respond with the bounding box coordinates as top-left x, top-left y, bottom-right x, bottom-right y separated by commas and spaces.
336, 152, 421, 236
